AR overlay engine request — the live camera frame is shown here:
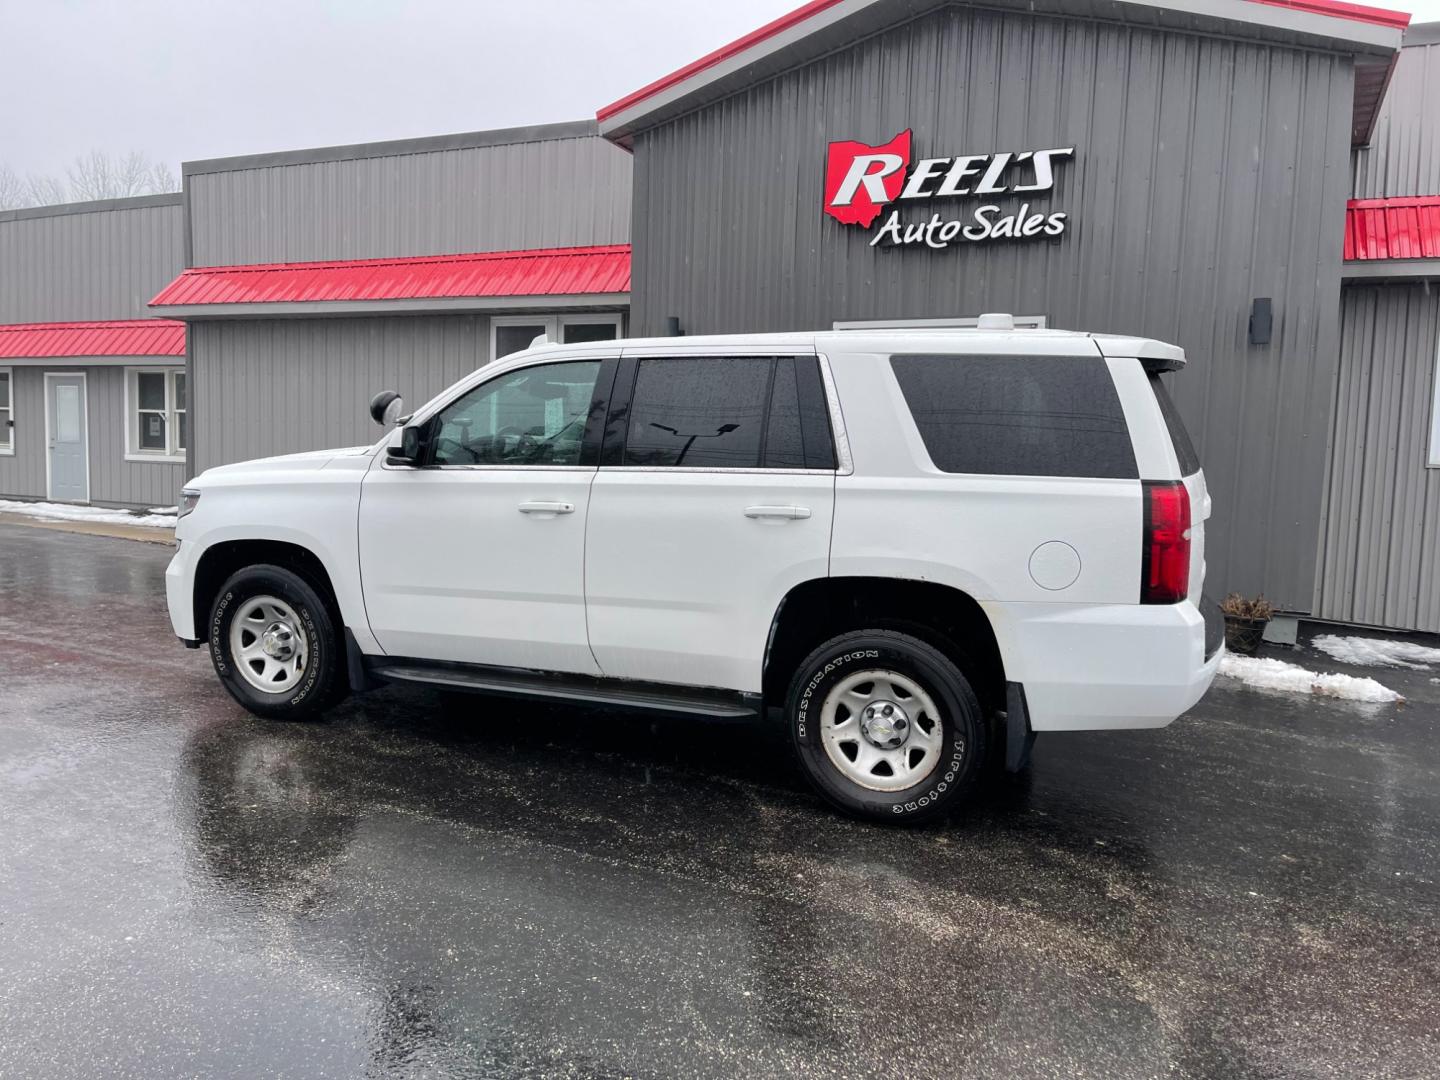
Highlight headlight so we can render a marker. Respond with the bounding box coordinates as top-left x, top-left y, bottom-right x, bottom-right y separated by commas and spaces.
178, 488, 201, 518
